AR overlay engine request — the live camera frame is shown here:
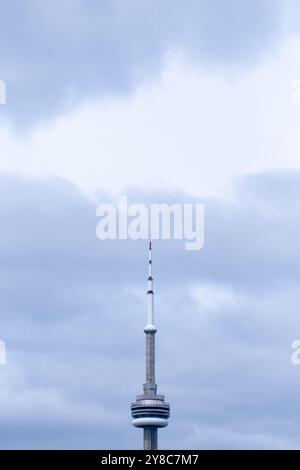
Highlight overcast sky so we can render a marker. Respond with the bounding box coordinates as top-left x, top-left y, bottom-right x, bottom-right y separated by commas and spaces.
1, 0, 300, 449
